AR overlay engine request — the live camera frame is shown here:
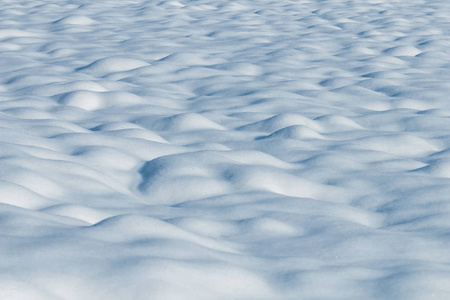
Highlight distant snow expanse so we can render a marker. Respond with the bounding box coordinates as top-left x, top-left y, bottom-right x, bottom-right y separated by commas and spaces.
1, 0, 450, 299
